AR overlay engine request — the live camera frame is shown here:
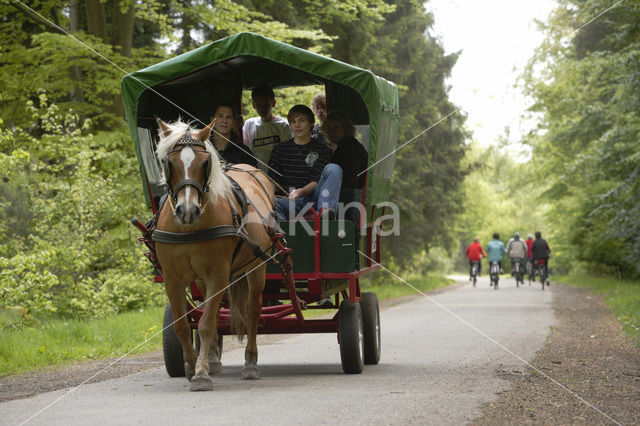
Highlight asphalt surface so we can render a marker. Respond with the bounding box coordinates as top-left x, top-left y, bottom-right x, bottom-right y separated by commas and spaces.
1, 275, 555, 425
